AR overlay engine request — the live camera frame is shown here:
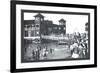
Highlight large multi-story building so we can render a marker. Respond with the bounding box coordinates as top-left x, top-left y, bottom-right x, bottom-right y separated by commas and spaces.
24, 13, 66, 40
